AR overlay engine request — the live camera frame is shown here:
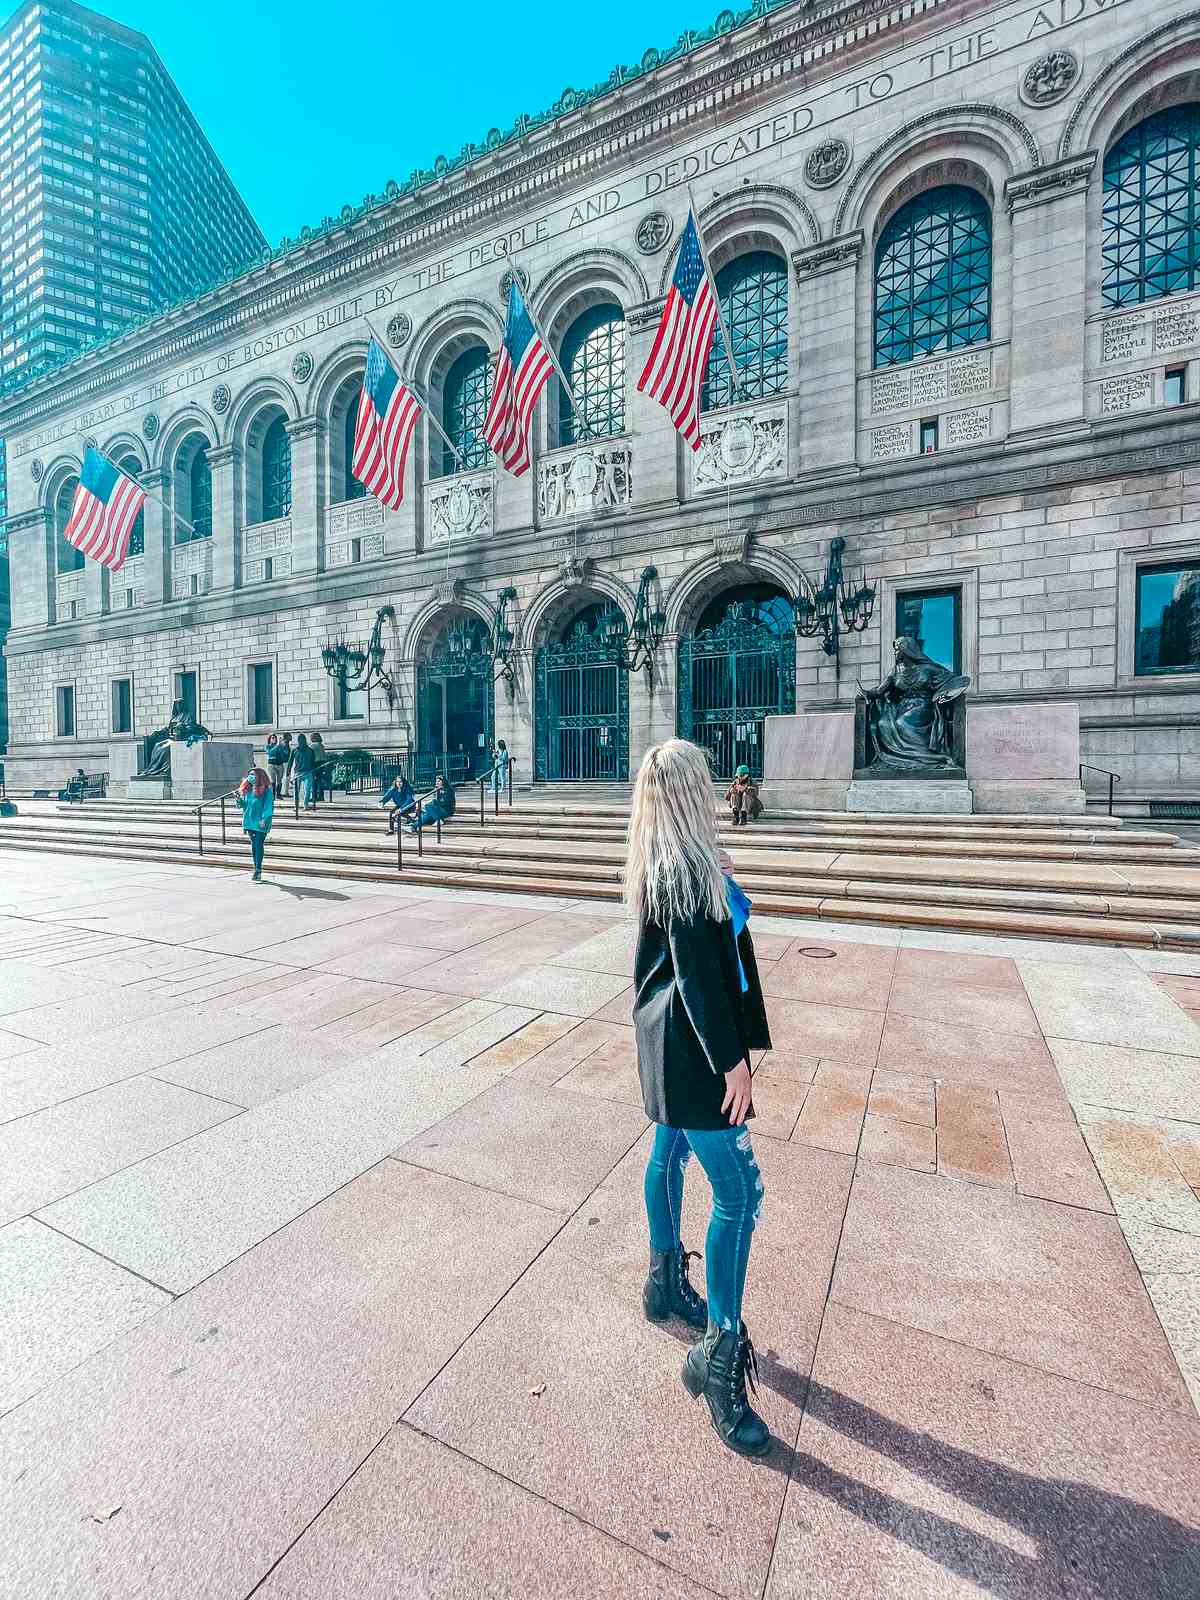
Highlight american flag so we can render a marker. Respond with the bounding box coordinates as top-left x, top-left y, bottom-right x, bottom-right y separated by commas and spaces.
636, 210, 719, 450
62, 447, 147, 572
352, 337, 422, 509
482, 276, 554, 476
